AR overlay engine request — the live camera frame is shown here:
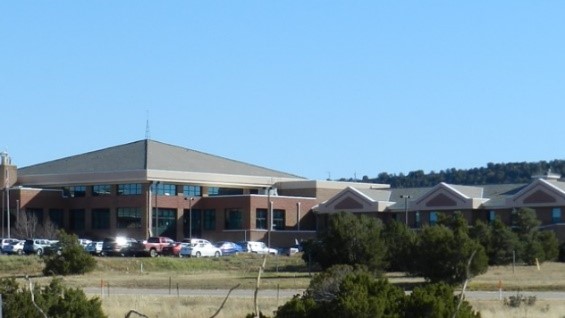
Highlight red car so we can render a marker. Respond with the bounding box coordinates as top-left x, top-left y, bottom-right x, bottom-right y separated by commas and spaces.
161, 238, 192, 257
